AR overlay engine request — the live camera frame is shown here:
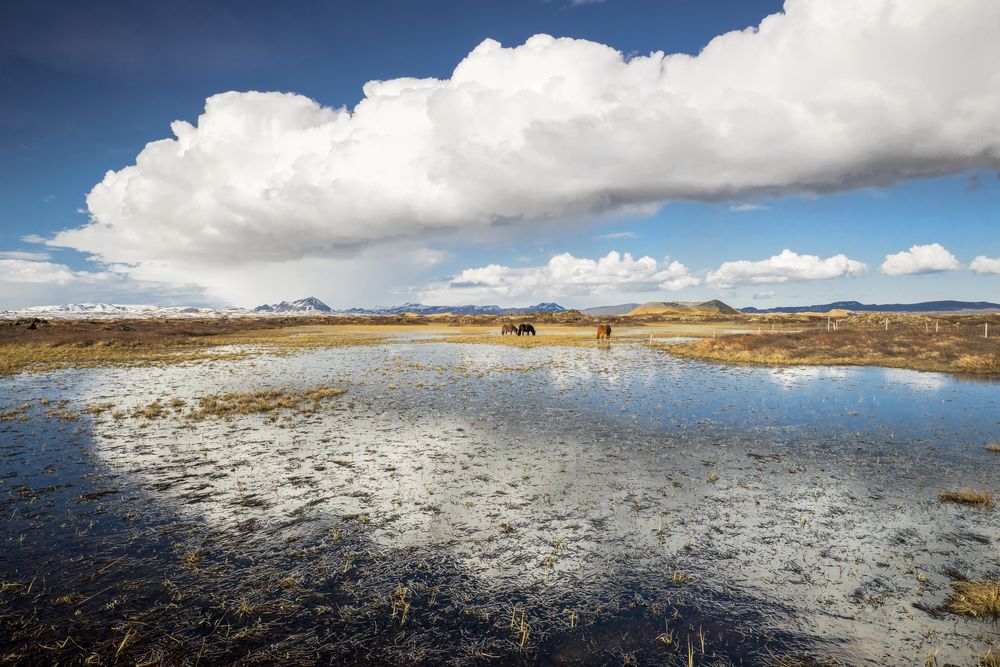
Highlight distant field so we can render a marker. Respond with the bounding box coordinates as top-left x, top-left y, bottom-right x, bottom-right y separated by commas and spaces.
661, 325, 1000, 374
2, 314, 998, 375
